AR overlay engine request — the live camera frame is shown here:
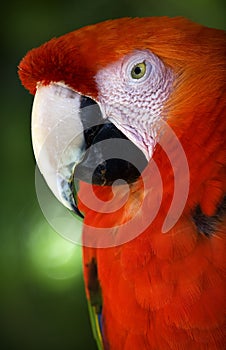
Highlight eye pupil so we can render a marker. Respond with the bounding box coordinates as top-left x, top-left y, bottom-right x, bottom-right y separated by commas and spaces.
134, 66, 141, 75
131, 62, 146, 79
